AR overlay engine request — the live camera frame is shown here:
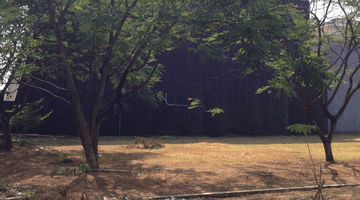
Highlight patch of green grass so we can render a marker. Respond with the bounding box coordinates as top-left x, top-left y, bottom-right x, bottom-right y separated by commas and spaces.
25, 190, 36, 199
99, 136, 135, 145
17, 138, 34, 146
